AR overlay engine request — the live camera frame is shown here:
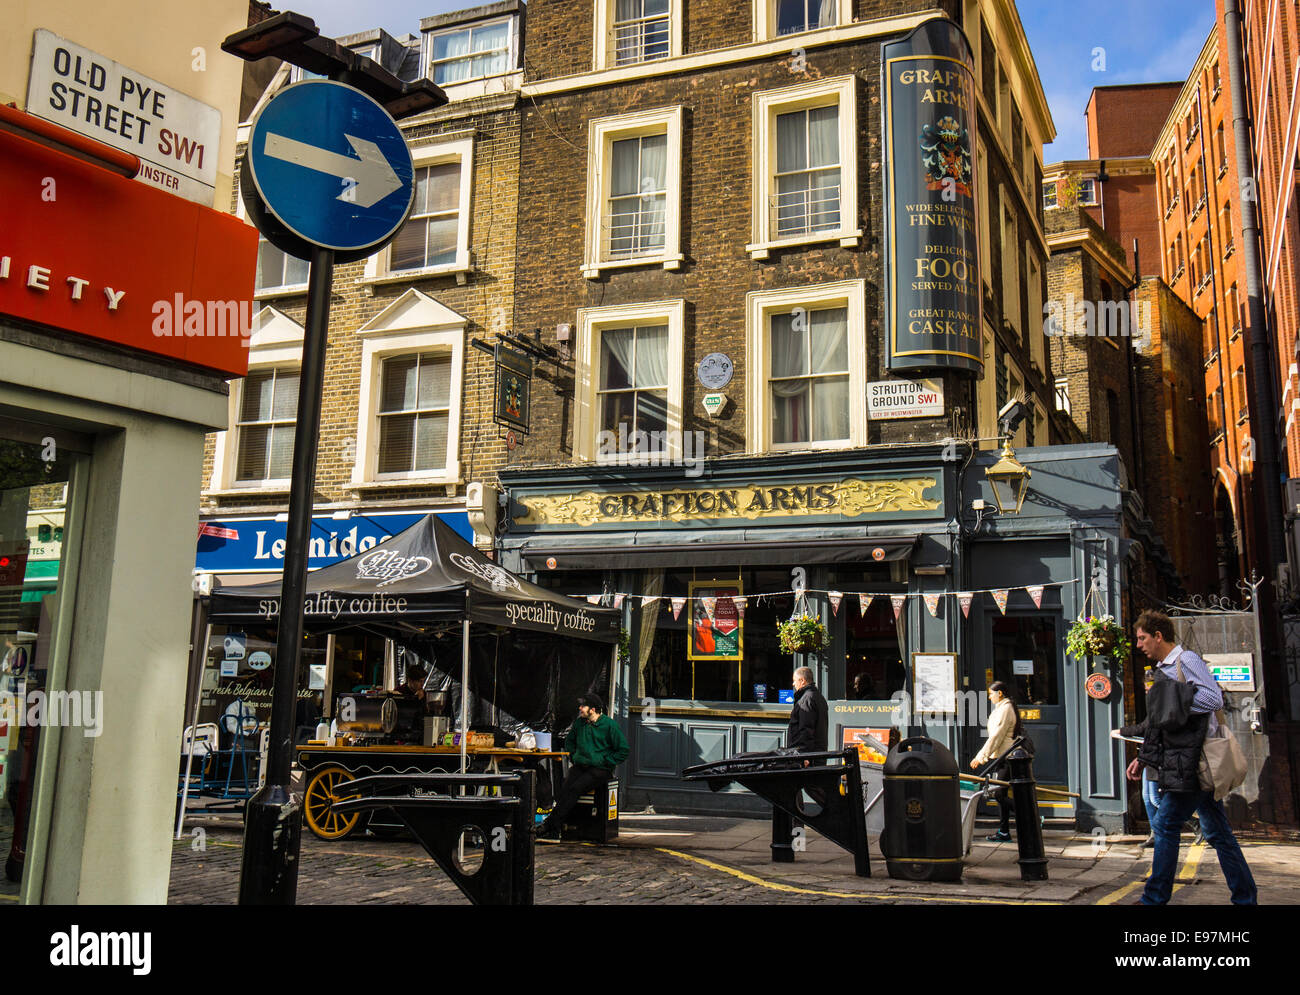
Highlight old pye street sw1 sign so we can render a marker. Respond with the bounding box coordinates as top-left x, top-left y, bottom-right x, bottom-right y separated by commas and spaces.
246, 79, 414, 253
